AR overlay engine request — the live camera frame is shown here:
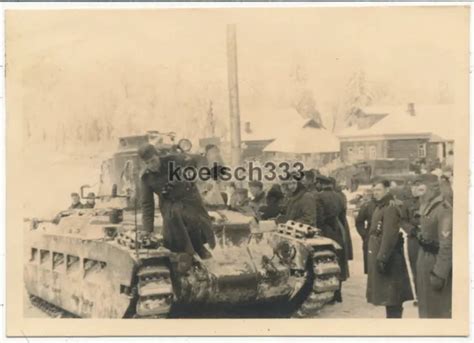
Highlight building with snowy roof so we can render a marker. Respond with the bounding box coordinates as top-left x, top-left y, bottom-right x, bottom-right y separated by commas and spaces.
241, 108, 340, 167
337, 103, 454, 164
